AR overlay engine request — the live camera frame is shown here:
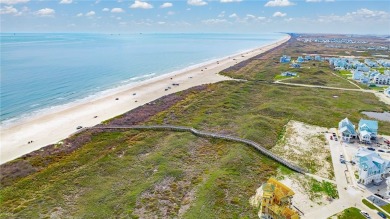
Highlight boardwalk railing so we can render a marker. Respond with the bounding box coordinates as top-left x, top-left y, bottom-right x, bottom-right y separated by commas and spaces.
78, 125, 306, 174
